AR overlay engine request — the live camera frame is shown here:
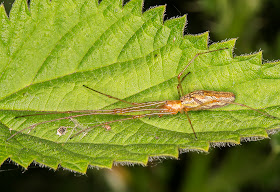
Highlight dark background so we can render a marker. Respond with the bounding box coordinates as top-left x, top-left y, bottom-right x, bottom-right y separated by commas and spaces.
1, 0, 280, 191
